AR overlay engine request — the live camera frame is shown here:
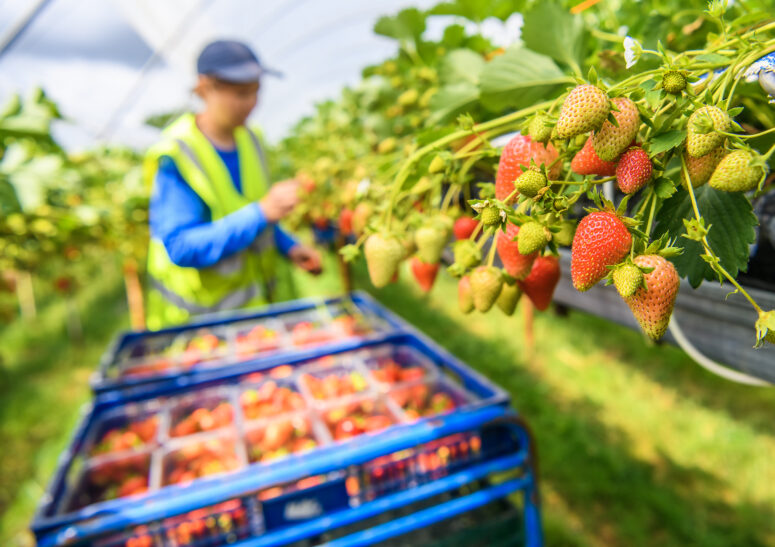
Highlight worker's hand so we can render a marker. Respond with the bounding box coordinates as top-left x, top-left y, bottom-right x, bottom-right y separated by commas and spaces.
288, 245, 323, 276
259, 180, 300, 222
